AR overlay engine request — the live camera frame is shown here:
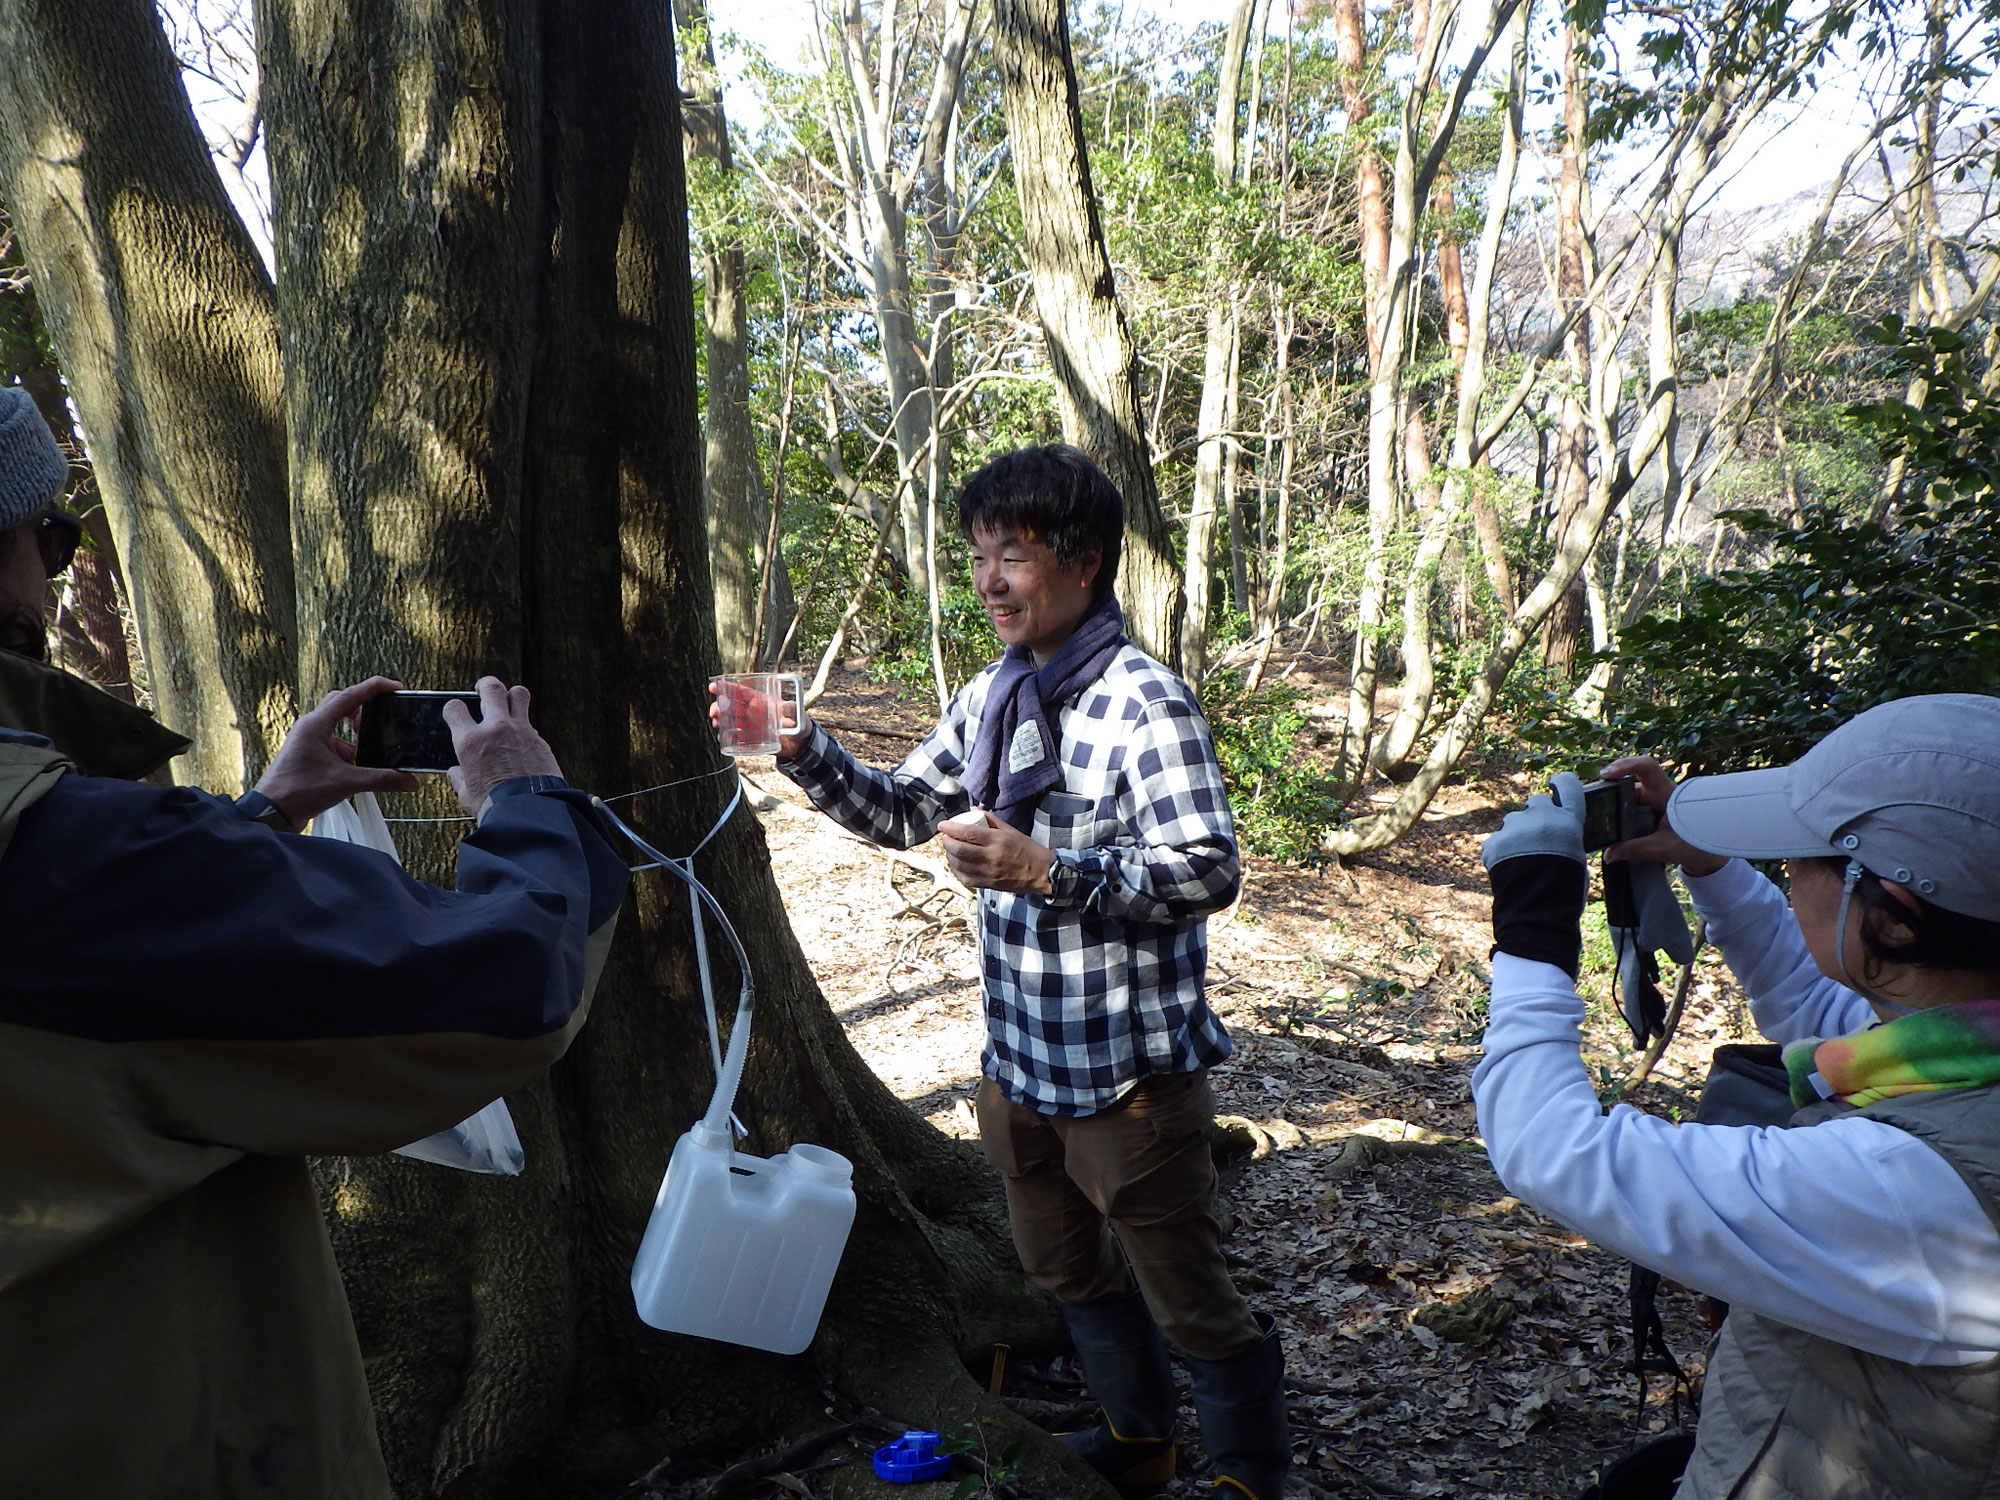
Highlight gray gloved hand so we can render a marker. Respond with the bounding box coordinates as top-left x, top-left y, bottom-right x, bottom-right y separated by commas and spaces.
1484, 772, 1589, 978
1481, 771, 1587, 869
